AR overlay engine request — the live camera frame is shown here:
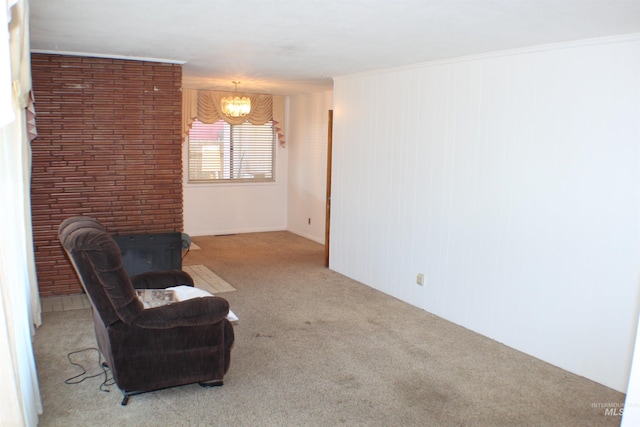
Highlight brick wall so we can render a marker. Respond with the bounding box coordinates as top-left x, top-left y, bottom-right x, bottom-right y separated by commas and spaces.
31, 54, 184, 296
